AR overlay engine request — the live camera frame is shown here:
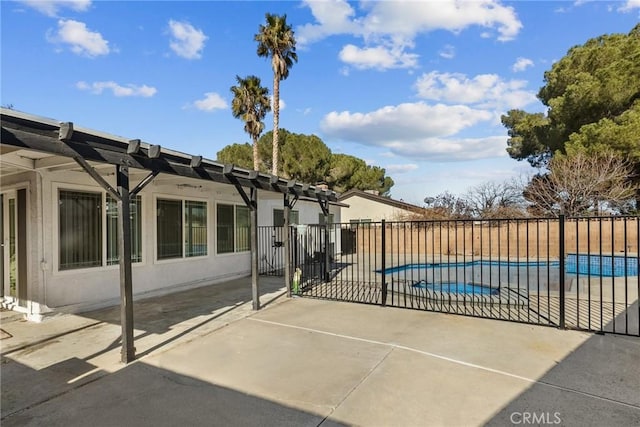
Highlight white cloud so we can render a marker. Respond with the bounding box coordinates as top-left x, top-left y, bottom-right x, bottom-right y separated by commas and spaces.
339, 44, 418, 70
47, 19, 109, 57
298, 0, 522, 70
362, 0, 522, 42
299, 0, 522, 44
438, 44, 455, 59
168, 20, 207, 59
414, 71, 537, 110
385, 164, 419, 174
385, 136, 509, 161
296, 0, 360, 46
321, 101, 492, 148
19, 0, 91, 17
191, 92, 227, 112
512, 57, 534, 72
619, 0, 640, 11
421, 163, 533, 186
320, 101, 517, 161
76, 81, 157, 97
